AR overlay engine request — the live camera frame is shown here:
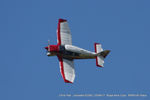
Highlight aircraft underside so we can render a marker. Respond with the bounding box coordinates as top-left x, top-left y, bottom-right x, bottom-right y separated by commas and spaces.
48, 50, 96, 59
45, 19, 110, 83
